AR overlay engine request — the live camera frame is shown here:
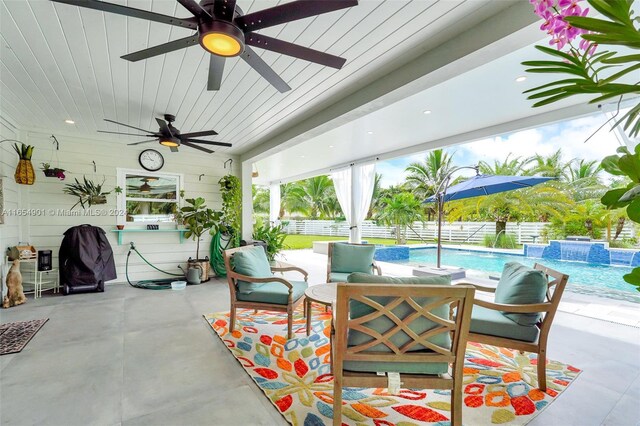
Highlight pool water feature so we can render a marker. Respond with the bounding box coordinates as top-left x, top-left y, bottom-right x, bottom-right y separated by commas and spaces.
386, 247, 640, 303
